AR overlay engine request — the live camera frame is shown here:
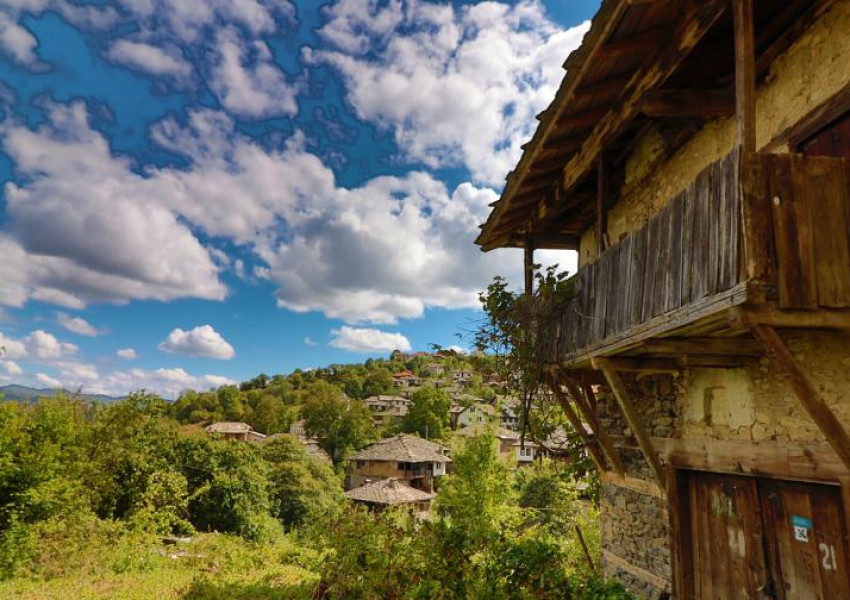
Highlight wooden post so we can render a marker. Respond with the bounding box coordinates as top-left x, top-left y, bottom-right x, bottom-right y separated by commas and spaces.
562, 376, 627, 476
593, 357, 667, 492
575, 524, 596, 572
733, 0, 756, 153
596, 154, 609, 256
546, 373, 609, 474
524, 235, 535, 296
753, 325, 850, 473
